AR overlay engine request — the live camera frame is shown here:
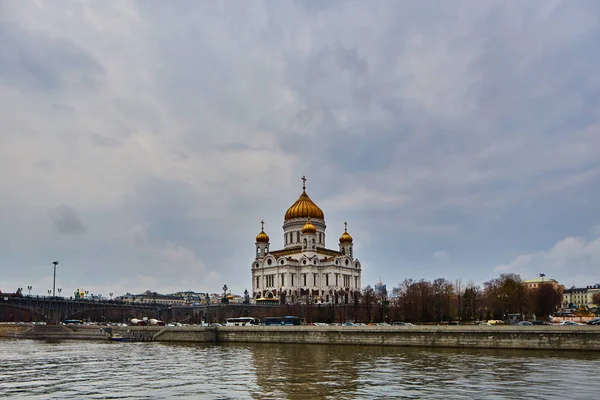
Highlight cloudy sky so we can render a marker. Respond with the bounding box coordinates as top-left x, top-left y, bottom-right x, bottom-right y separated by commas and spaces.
1, 0, 599, 298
